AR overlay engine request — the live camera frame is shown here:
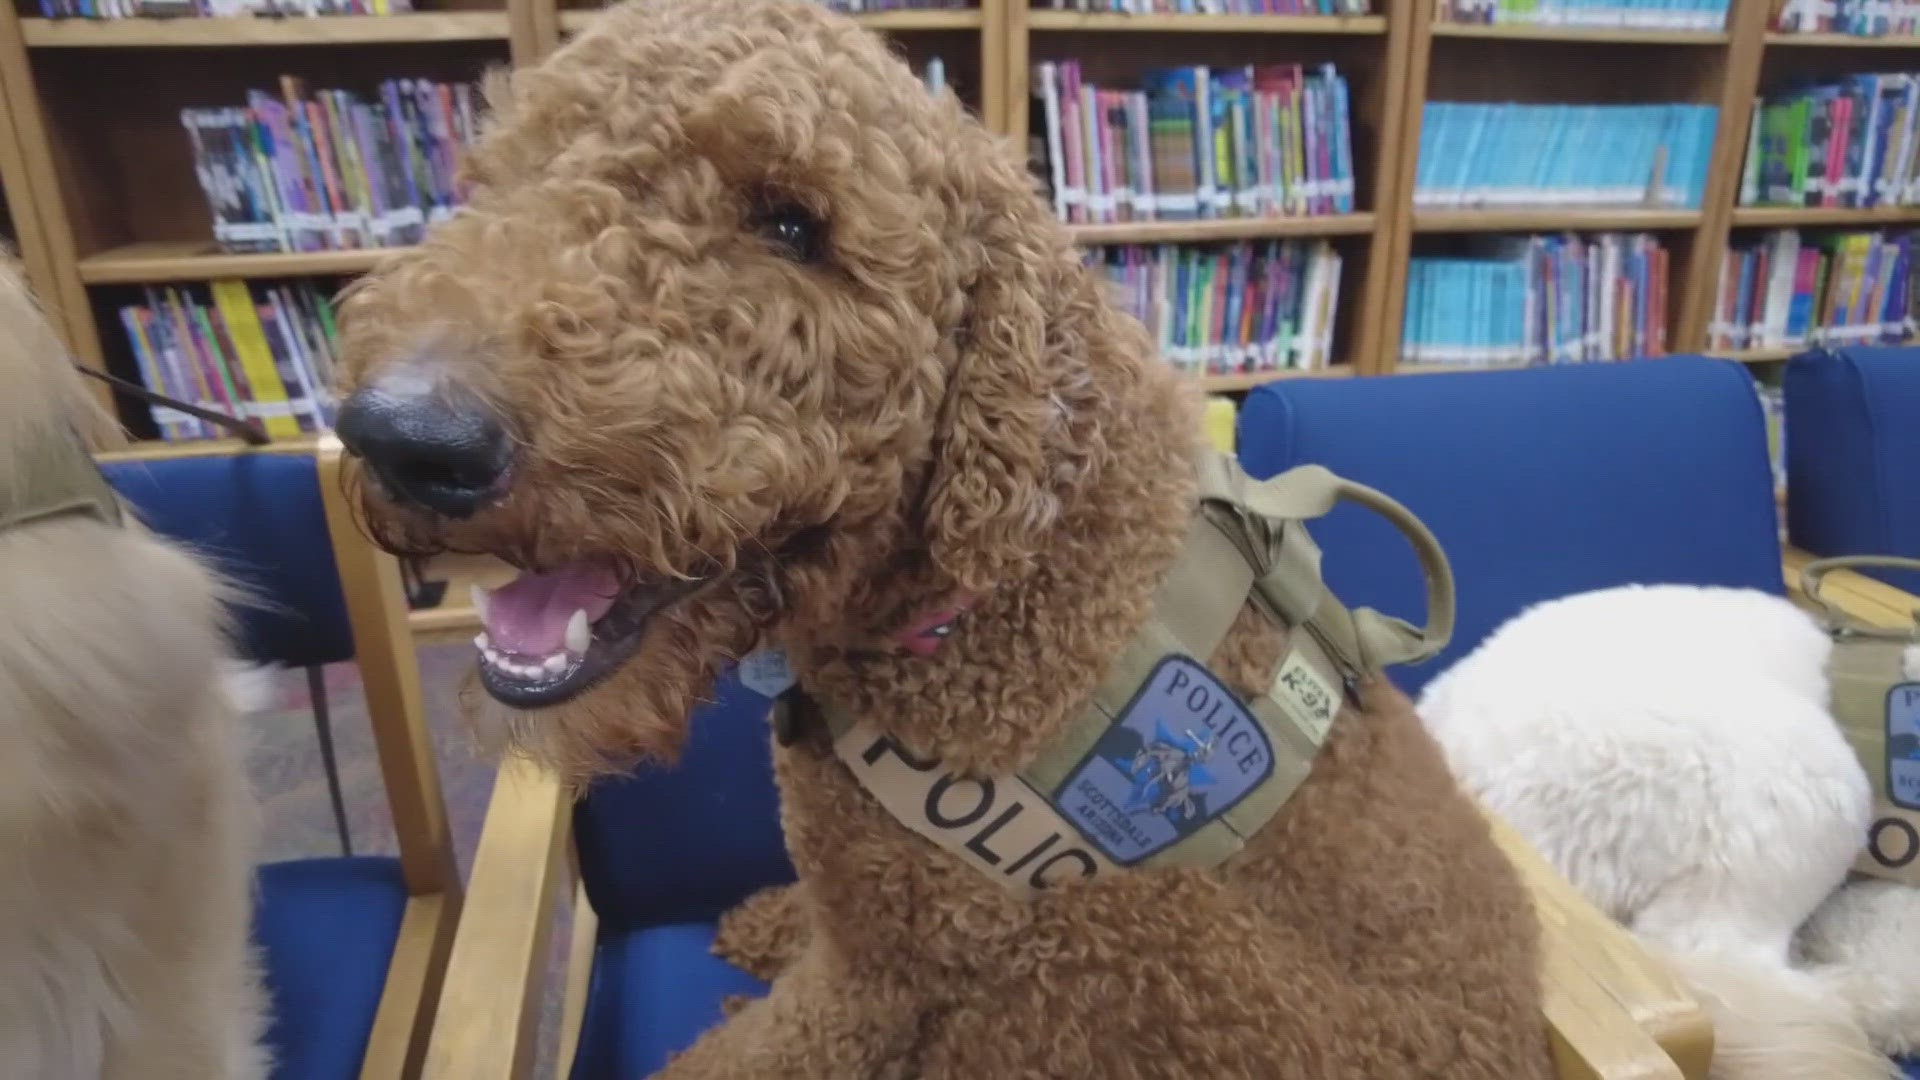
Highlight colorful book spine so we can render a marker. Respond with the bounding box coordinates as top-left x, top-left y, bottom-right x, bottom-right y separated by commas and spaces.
45, 0, 412, 18
1437, 0, 1728, 29
1033, 61, 1357, 224
1086, 239, 1343, 374
1414, 102, 1717, 210
1402, 232, 1669, 366
181, 77, 480, 256
1708, 228, 1918, 350
1036, 0, 1370, 13
1774, 0, 1920, 37
117, 279, 344, 442
1740, 73, 1920, 208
